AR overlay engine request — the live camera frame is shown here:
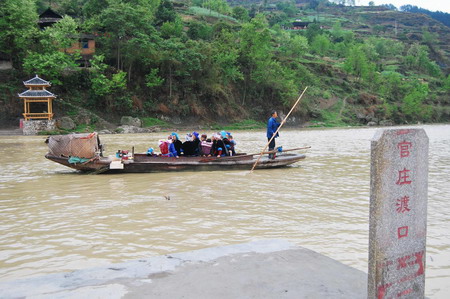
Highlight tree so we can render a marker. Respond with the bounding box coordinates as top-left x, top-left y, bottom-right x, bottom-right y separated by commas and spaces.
444, 75, 450, 91
89, 54, 127, 96
366, 37, 404, 59
187, 21, 213, 40
238, 14, 273, 99
344, 44, 375, 81
88, 54, 128, 110
305, 23, 323, 43
309, 0, 319, 10
59, 0, 88, 17
93, 0, 156, 72
401, 82, 431, 122
330, 22, 345, 42
23, 52, 79, 85
154, 0, 177, 26
22, 16, 81, 84
380, 71, 406, 102
145, 68, 164, 88
372, 25, 386, 35
311, 34, 331, 56
45, 16, 80, 50
232, 6, 249, 22
0, 0, 39, 68
404, 43, 442, 76
333, 42, 349, 58
236, 14, 300, 106
276, 1, 297, 17
82, 0, 109, 17
160, 17, 183, 39
382, 4, 397, 10
157, 38, 183, 98
421, 27, 438, 45
284, 35, 309, 58
203, 0, 231, 15
157, 38, 207, 100
211, 30, 243, 85
121, 28, 162, 81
